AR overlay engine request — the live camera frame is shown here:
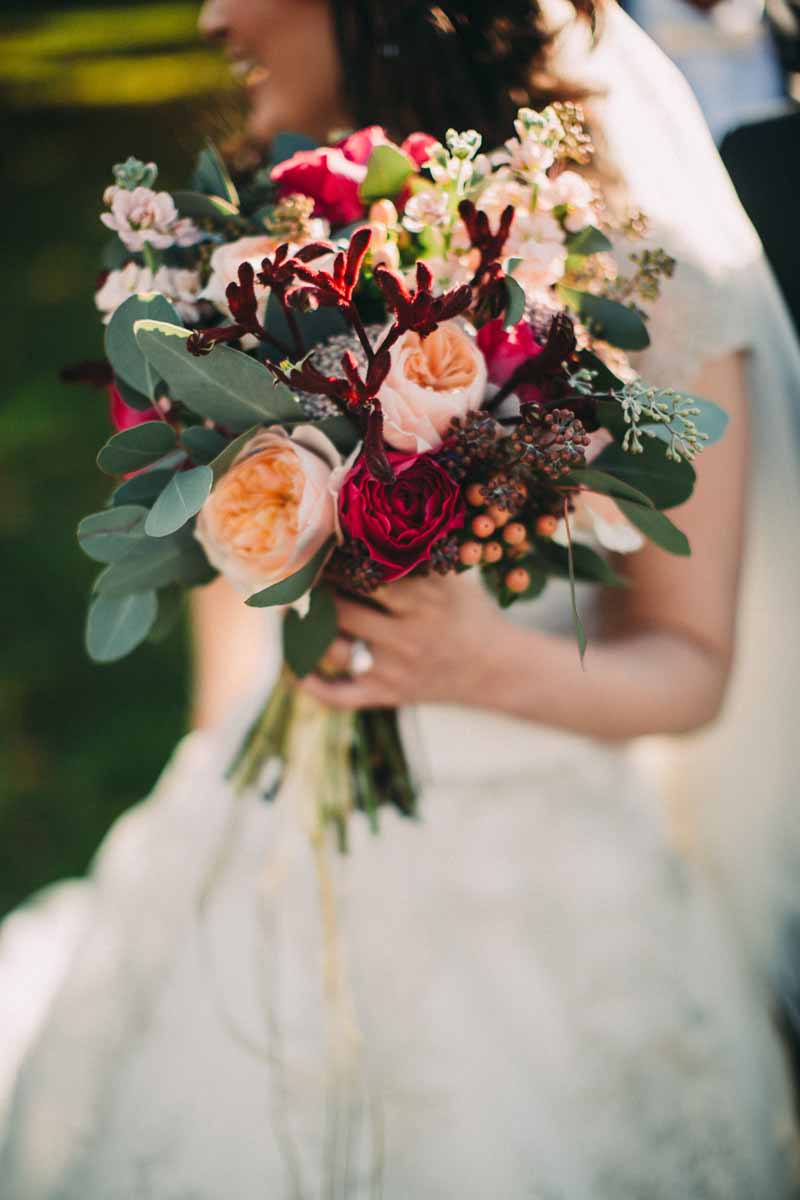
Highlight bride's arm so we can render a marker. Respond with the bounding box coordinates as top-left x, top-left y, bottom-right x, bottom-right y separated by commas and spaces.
301, 351, 749, 739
